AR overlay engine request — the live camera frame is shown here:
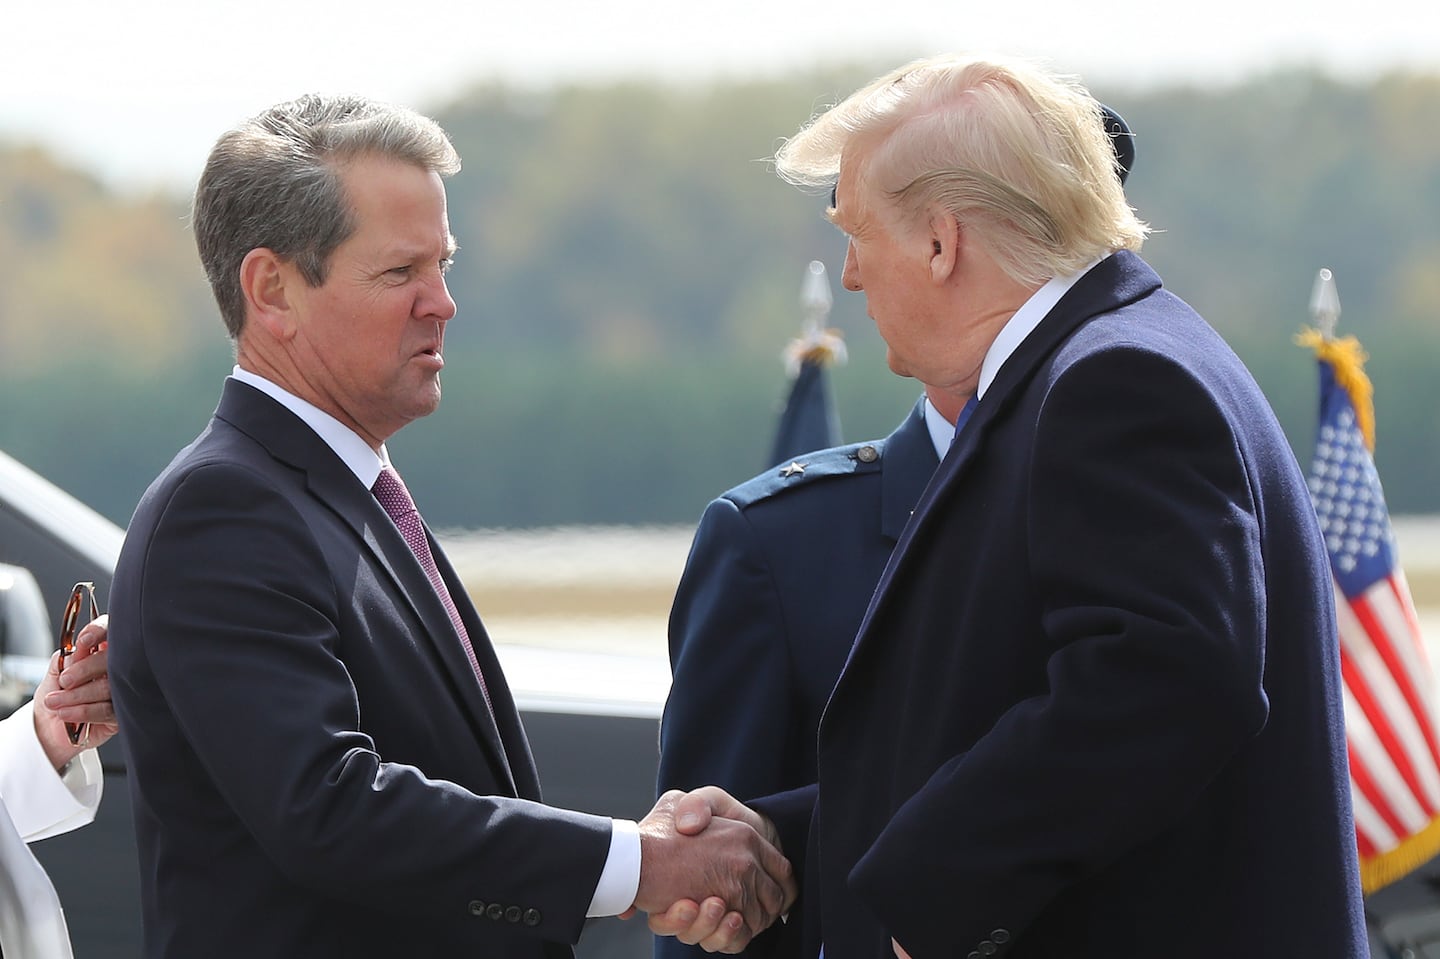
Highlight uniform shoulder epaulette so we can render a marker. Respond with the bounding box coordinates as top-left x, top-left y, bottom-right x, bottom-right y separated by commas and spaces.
725, 438, 888, 510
